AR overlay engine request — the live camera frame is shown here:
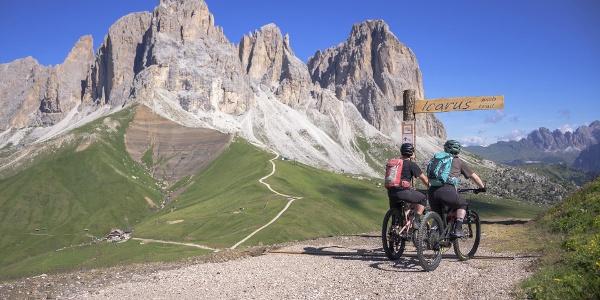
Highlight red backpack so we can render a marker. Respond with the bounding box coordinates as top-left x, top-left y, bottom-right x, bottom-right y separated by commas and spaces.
384, 158, 411, 189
